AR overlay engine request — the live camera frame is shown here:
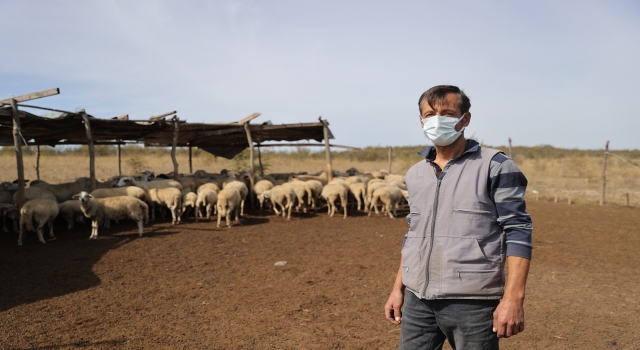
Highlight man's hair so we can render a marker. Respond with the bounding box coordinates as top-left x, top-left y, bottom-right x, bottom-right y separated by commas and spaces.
418, 85, 471, 115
